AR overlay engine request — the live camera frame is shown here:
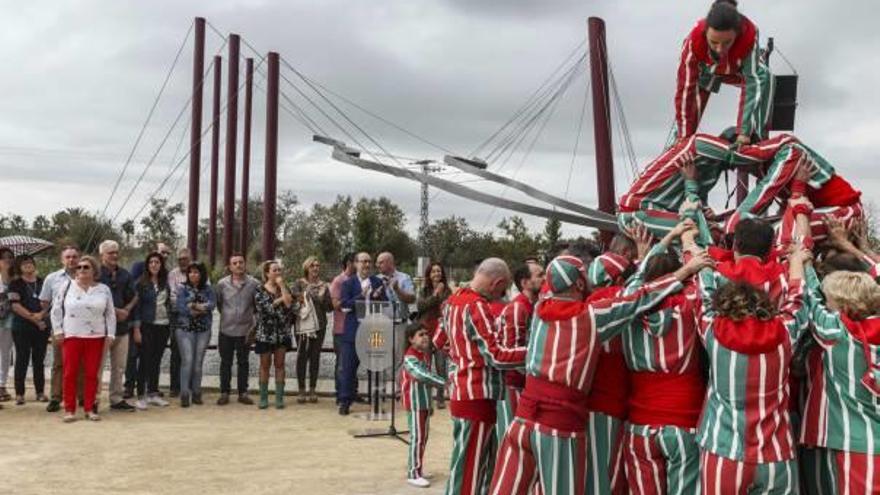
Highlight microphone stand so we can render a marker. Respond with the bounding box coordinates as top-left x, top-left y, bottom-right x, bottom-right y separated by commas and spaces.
354, 275, 409, 444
